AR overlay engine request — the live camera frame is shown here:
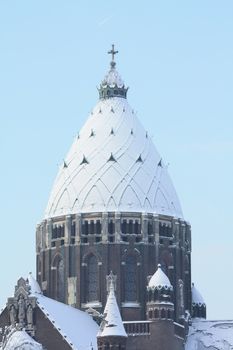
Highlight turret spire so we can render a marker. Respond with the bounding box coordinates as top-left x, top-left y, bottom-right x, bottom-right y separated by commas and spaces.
98, 272, 127, 338
98, 45, 128, 99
